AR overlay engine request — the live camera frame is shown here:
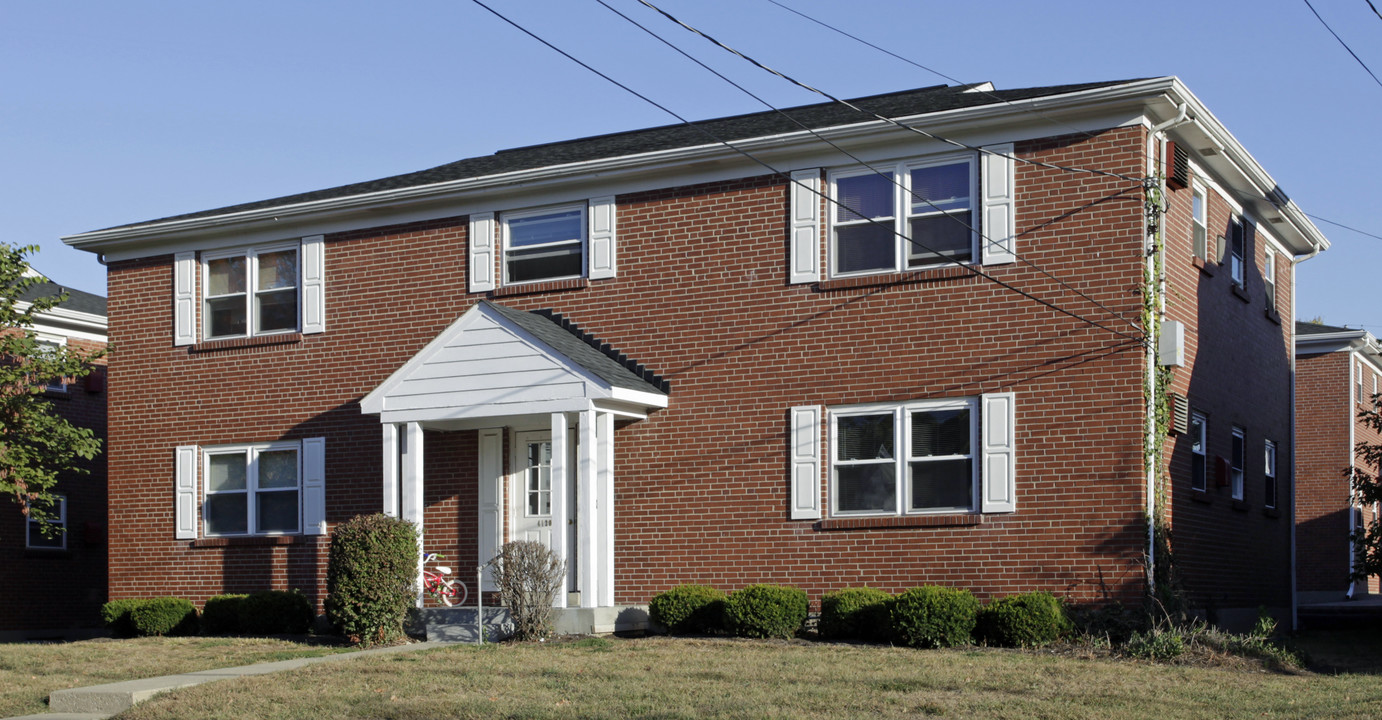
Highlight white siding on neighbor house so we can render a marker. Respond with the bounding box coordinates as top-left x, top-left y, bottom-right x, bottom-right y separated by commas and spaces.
379, 324, 591, 414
